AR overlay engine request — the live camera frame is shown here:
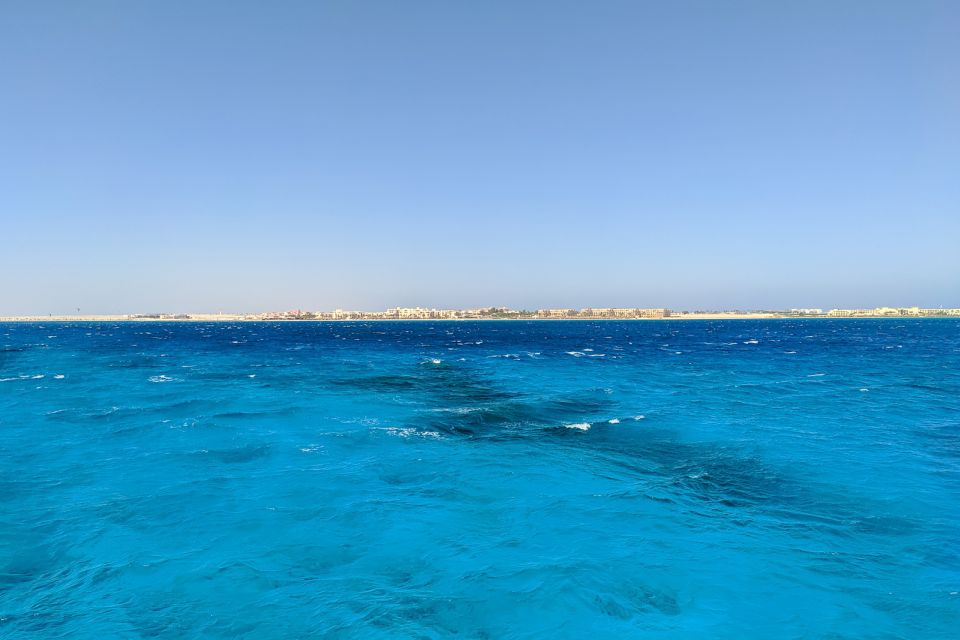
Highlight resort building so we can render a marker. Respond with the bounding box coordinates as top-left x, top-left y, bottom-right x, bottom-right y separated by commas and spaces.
577, 308, 671, 319
537, 309, 578, 318
386, 307, 449, 319
827, 307, 959, 317
634, 308, 671, 318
